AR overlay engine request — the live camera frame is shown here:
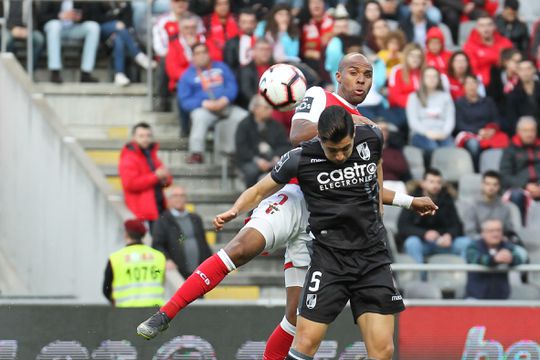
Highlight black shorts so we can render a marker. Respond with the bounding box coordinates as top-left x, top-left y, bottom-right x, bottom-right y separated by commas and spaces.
299, 241, 405, 324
